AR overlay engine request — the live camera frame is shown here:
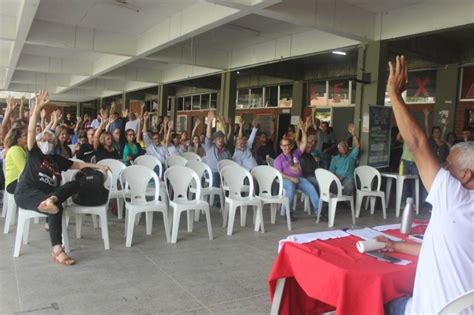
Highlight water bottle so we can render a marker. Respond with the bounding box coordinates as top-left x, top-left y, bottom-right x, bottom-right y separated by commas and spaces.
400, 197, 414, 234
